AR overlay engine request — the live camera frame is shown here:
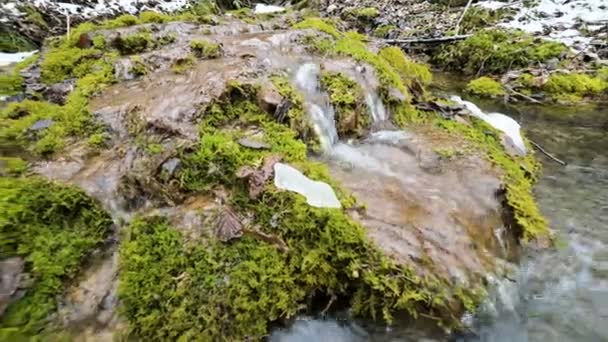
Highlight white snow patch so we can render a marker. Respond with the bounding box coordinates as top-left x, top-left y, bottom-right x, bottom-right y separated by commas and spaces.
254, 3, 285, 14
477, 0, 608, 46
451, 96, 527, 156
273, 163, 341, 208
0, 51, 37, 67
